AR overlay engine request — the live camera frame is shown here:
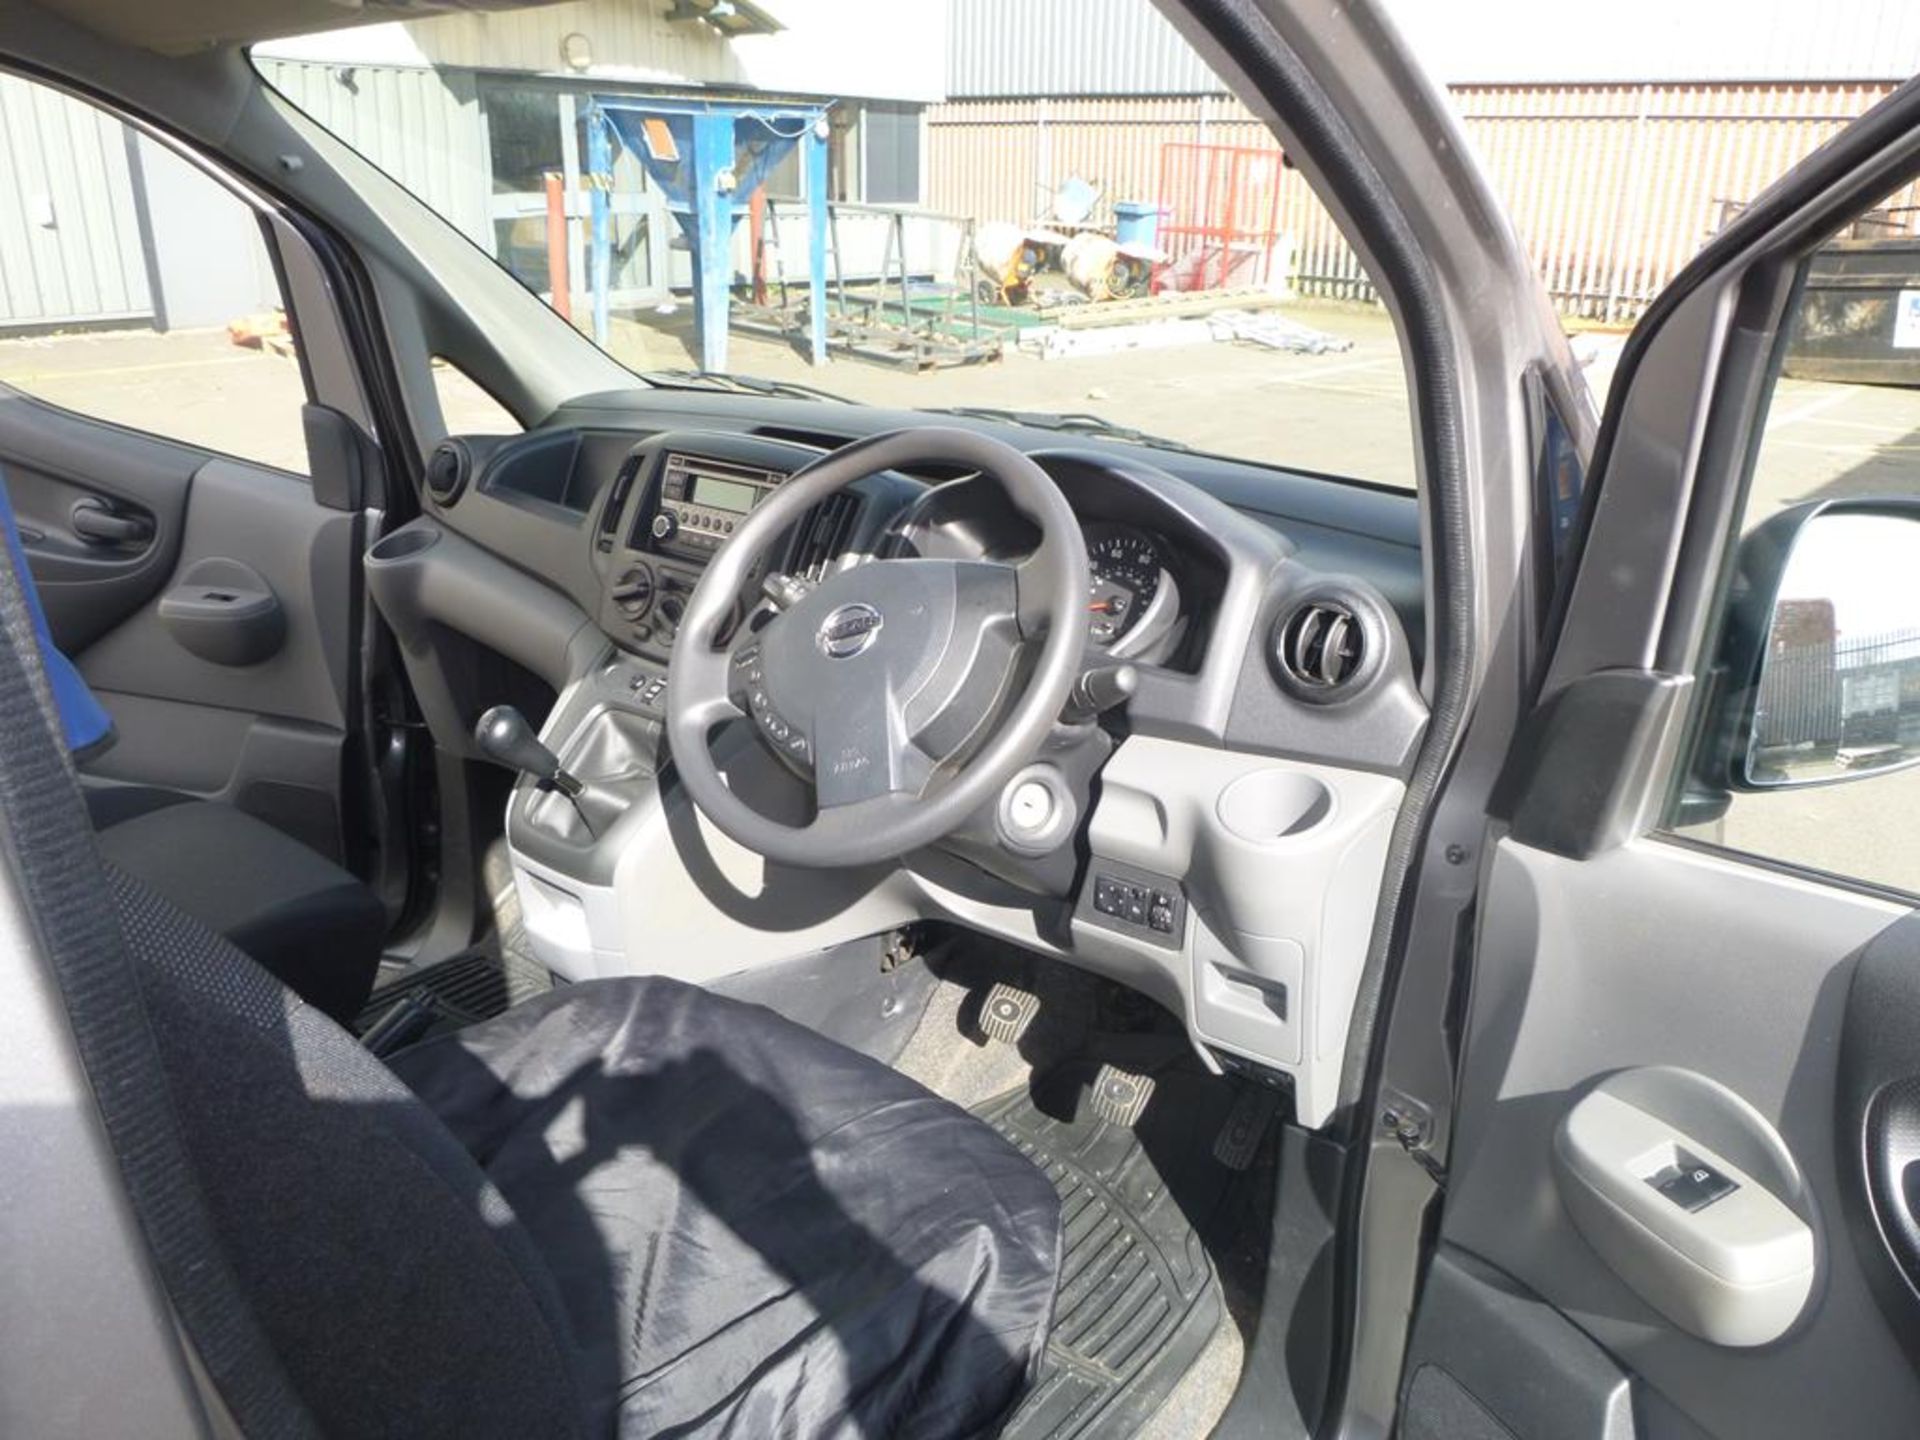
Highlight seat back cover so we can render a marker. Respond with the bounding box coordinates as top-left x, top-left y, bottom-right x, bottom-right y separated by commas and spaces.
0, 542, 589, 1439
